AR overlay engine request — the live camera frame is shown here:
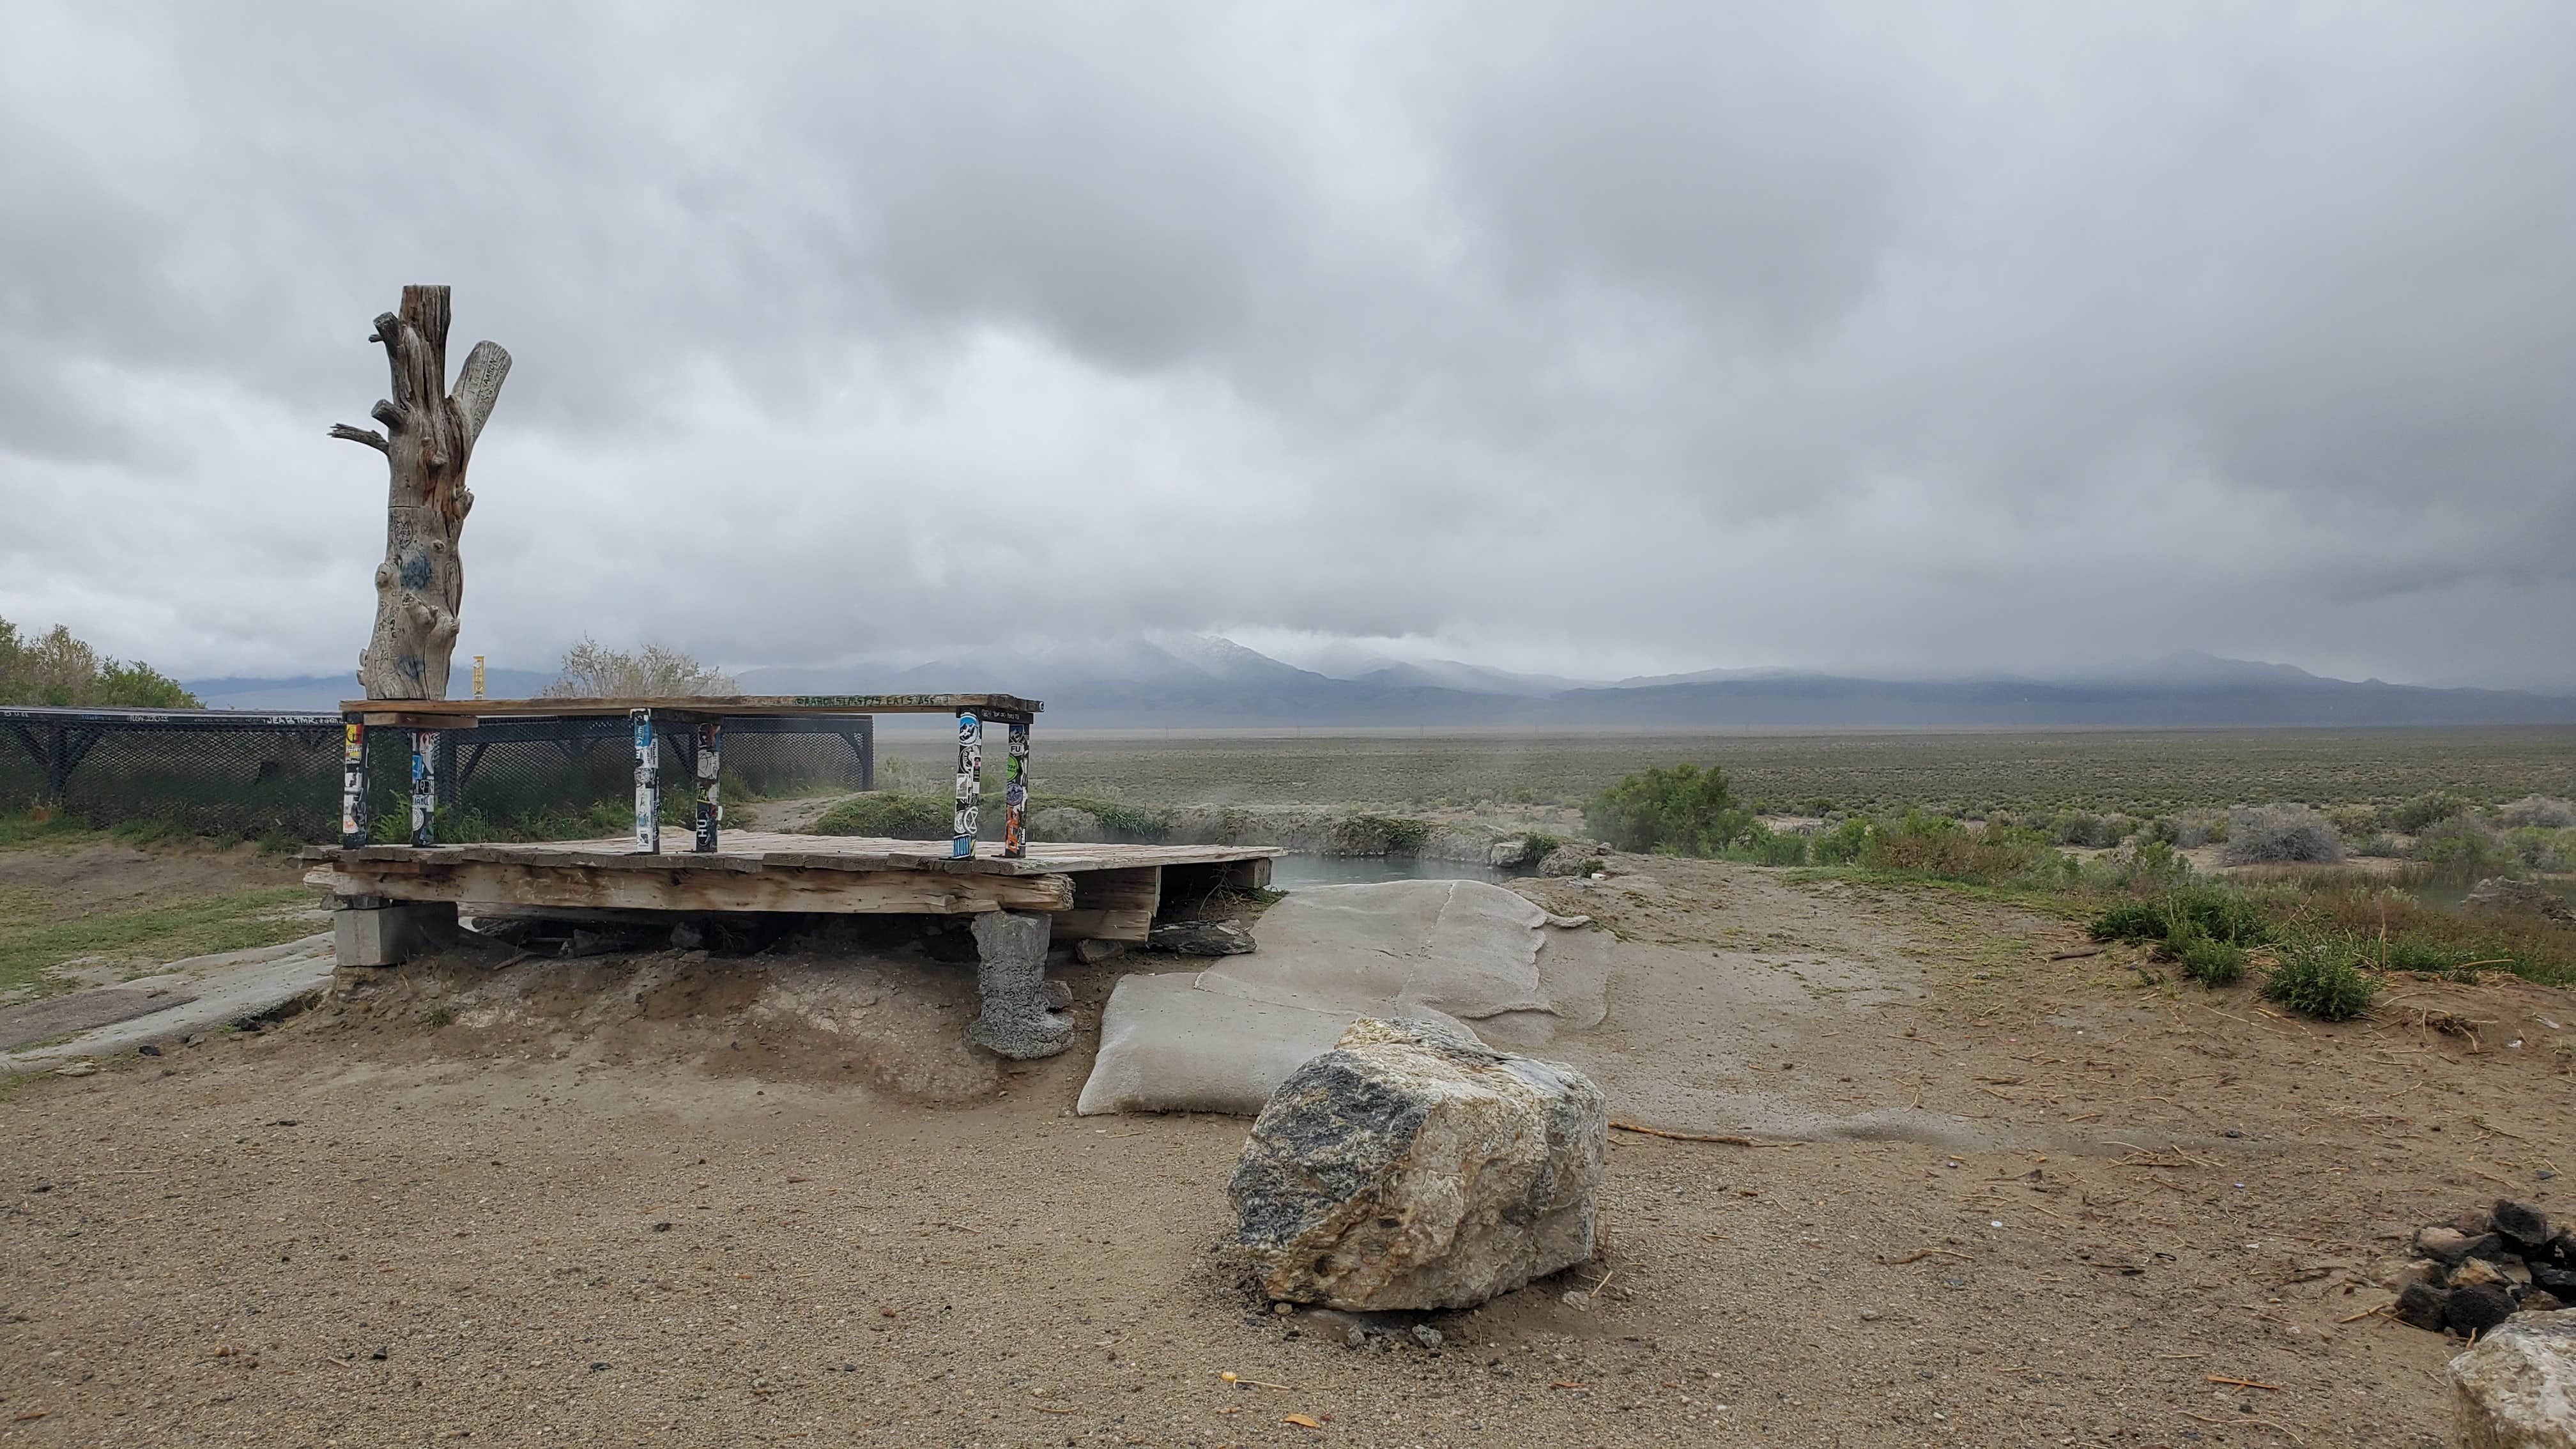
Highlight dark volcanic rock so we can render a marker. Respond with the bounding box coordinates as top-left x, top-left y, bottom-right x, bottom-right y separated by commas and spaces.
2446, 1282, 2518, 1337
2493, 1200, 2553, 1251
2394, 1281, 2452, 1331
